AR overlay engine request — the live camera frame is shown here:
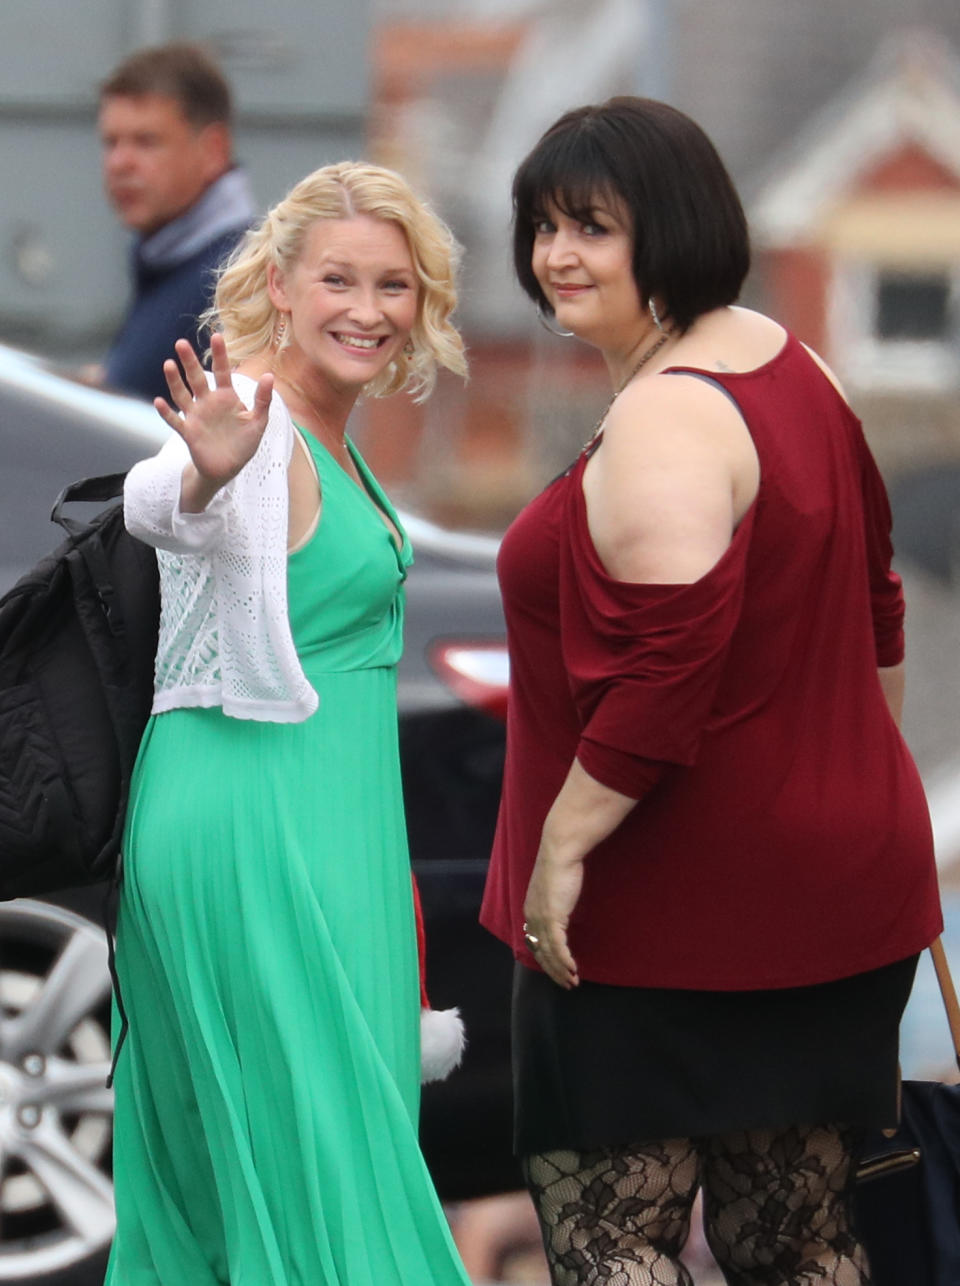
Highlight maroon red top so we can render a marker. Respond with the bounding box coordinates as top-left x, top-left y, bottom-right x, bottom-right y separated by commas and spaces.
480, 333, 942, 989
